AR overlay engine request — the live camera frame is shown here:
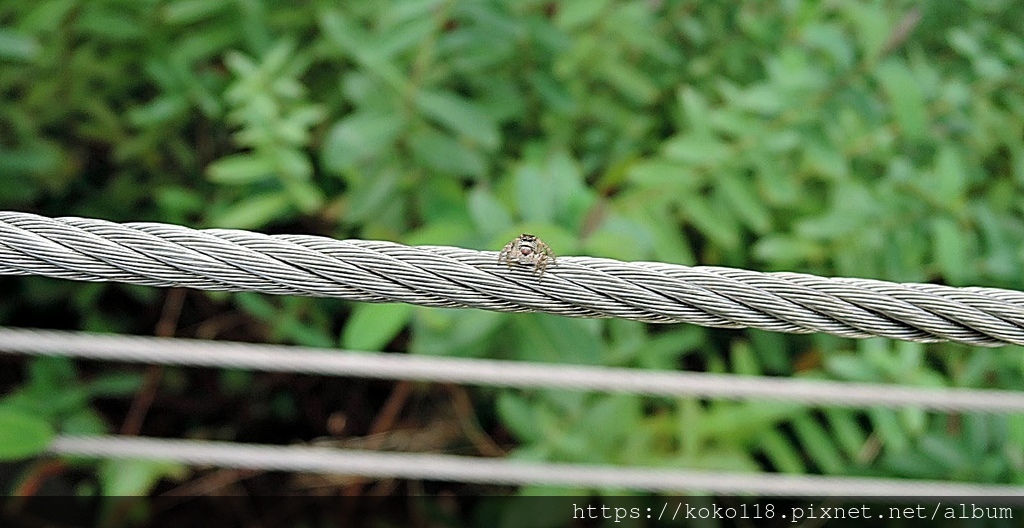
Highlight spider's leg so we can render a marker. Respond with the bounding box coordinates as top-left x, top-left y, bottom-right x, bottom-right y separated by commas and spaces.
539, 243, 555, 269
534, 255, 547, 276
498, 245, 515, 269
